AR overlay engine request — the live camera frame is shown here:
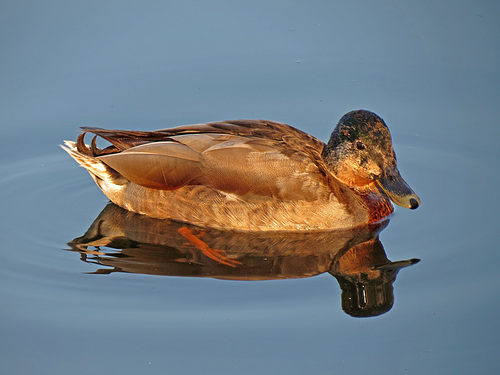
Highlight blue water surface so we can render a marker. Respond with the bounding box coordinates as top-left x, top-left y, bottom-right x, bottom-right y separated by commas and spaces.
1, 1, 499, 374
